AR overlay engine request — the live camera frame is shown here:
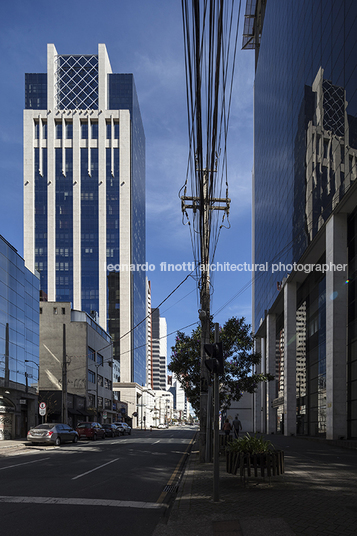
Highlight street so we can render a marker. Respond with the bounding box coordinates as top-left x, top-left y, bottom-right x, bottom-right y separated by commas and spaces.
0, 426, 197, 536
